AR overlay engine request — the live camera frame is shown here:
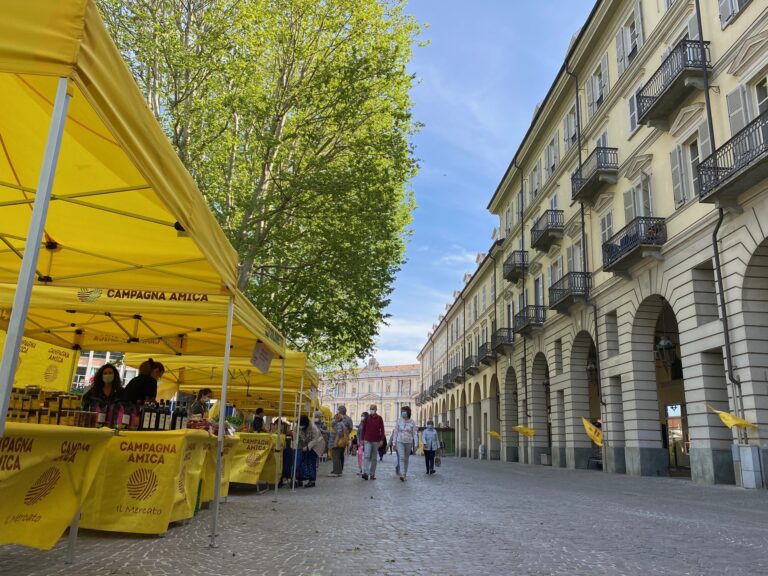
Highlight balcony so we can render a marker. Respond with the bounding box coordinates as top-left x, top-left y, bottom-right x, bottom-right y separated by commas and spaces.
531, 210, 564, 252
430, 381, 440, 398
602, 217, 667, 273
452, 364, 465, 385
464, 355, 479, 376
571, 147, 619, 204
478, 342, 495, 366
492, 328, 514, 354
513, 305, 546, 336
503, 250, 528, 282
698, 110, 768, 207
446, 367, 461, 388
637, 39, 710, 129
549, 272, 591, 313
436, 375, 447, 394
